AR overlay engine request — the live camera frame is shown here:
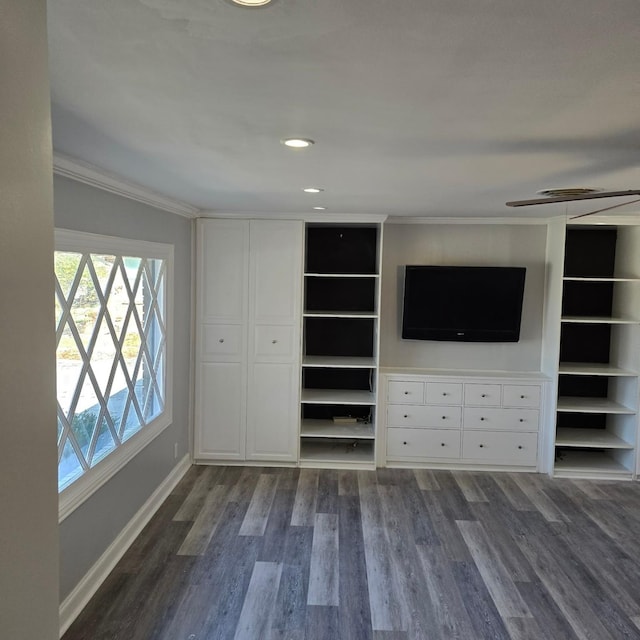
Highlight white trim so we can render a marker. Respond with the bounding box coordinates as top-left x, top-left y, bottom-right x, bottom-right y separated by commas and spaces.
199, 211, 389, 223
53, 152, 200, 219
388, 216, 552, 225
56, 229, 175, 521
59, 454, 192, 637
